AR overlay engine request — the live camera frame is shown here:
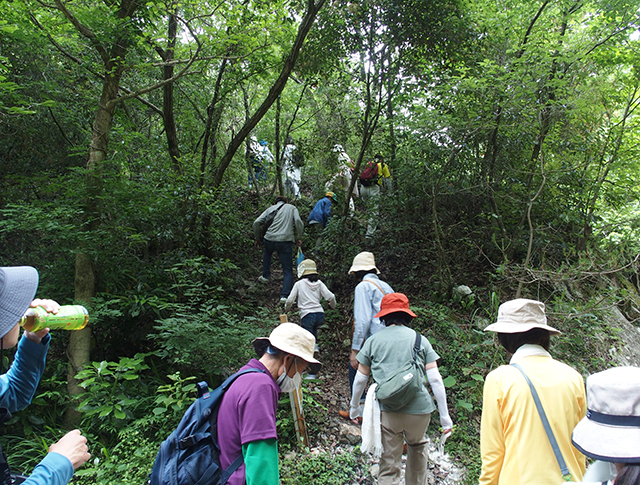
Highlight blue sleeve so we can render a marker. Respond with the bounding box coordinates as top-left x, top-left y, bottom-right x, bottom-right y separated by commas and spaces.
0, 334, 49, 412
22, 452, 74, 485
322, 199, 331, 226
